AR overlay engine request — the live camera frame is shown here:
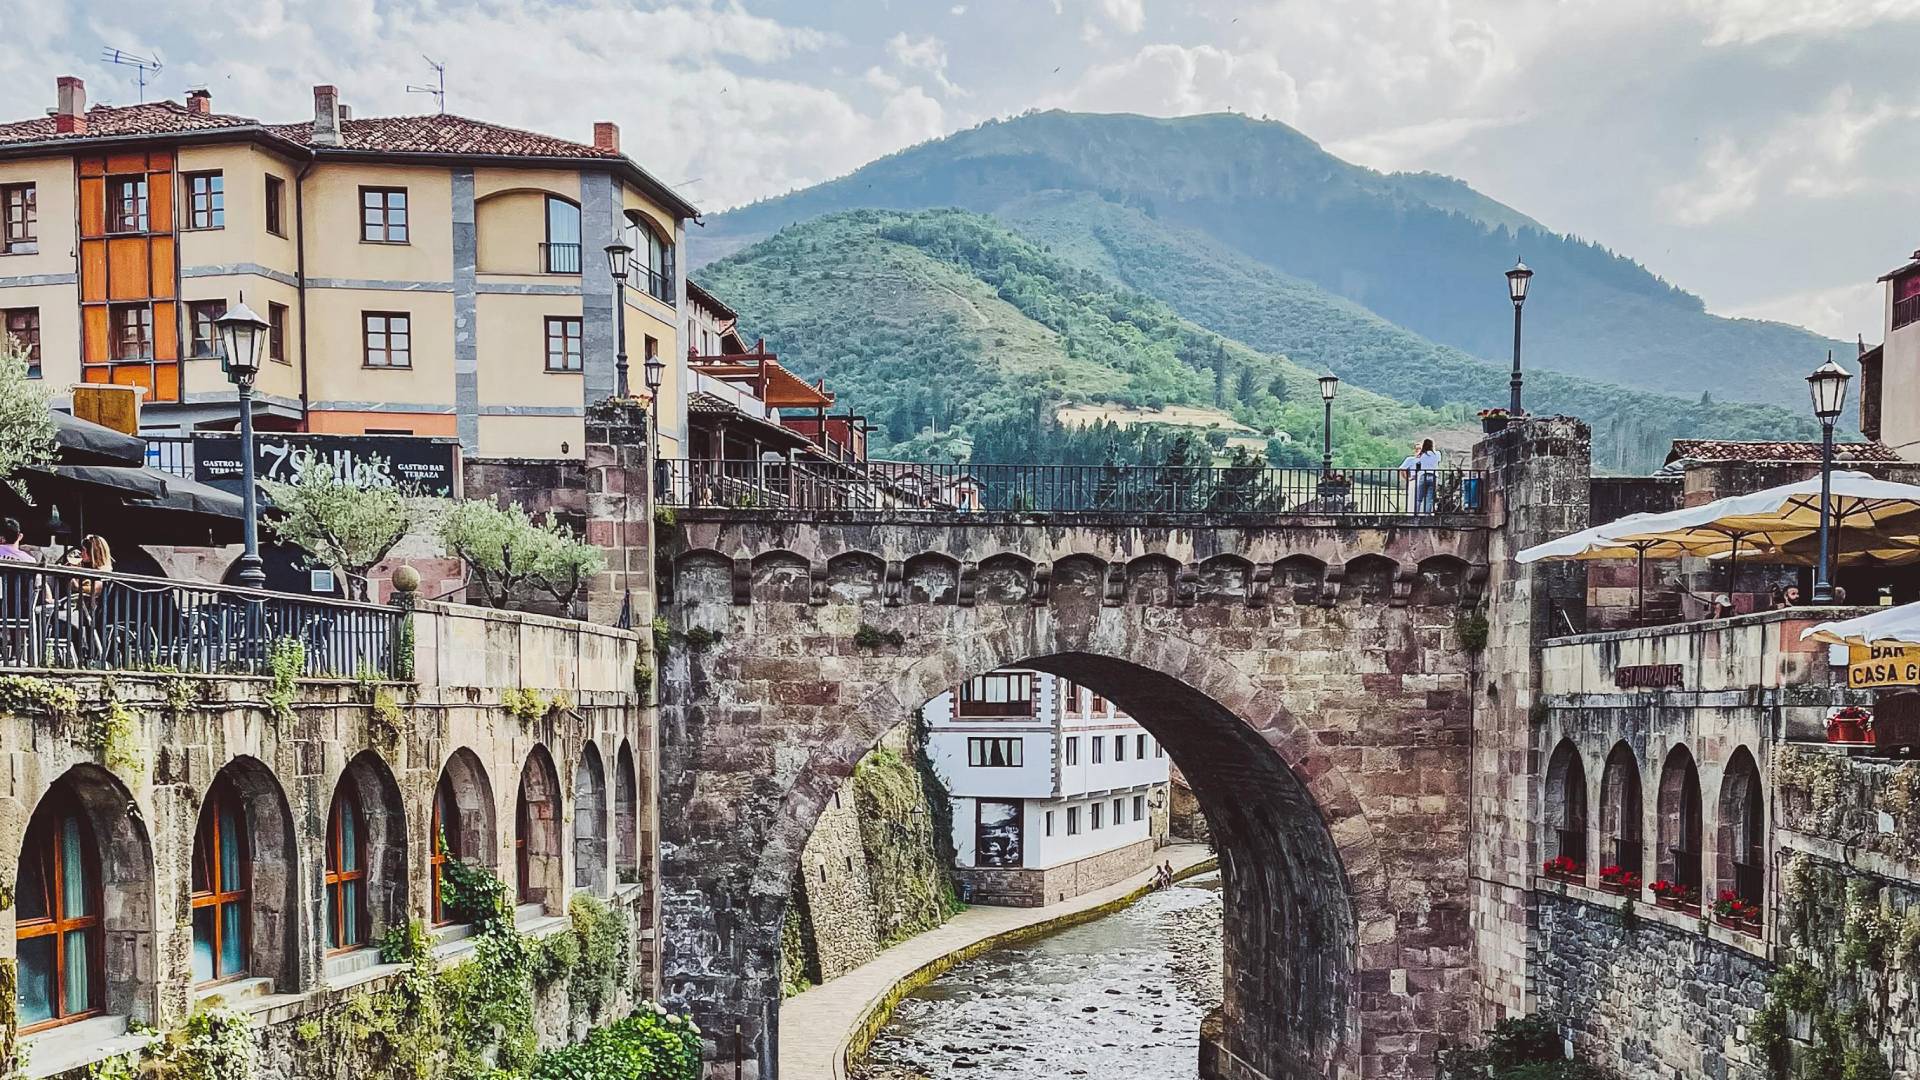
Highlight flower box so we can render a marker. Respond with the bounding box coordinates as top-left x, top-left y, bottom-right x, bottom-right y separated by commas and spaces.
1826, 707, 1874, 746
1481, 415, 1510, 434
